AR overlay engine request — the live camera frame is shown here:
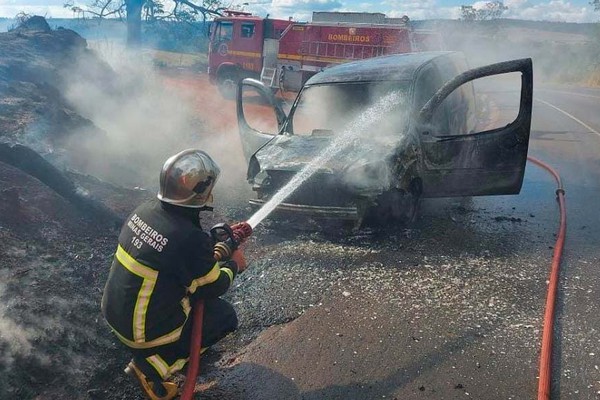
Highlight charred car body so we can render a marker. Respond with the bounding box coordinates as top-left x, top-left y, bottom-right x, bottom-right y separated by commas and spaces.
236, 52, 533, 224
